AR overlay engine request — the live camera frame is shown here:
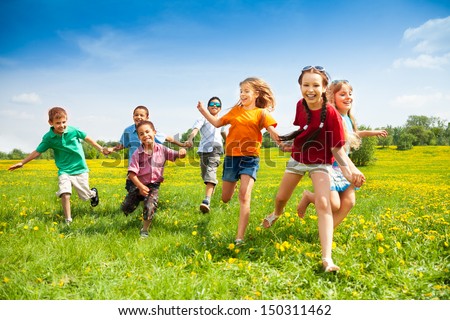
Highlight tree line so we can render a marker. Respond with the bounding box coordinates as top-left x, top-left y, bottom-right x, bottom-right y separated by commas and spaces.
2, 115, 449, 165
